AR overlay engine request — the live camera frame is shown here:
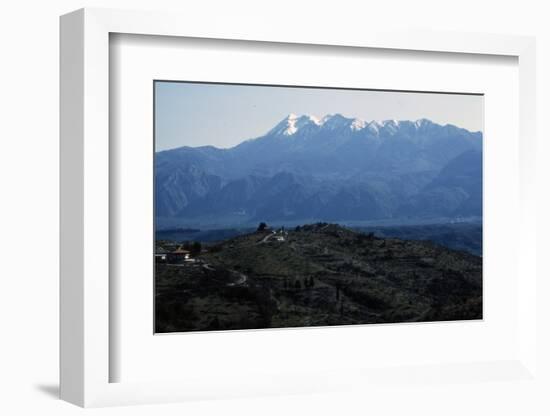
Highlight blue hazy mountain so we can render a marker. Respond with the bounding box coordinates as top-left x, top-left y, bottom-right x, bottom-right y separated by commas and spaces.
155, 114, 482, 227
